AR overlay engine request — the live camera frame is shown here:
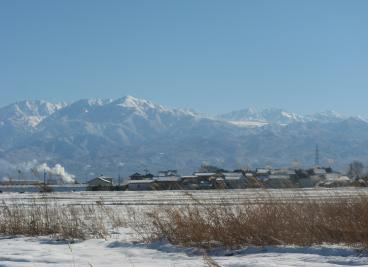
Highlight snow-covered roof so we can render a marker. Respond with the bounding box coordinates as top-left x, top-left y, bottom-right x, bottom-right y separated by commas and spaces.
256, 169, 270, 174
154, 177, 181, 182
88, 176, 113, 184
313, 168, 327, 175
224, 176, 244, 181
223, 173, 245, 180
325, 175, 350, 182
268, 175, 290, 180
99, 178, 111, 183
193, 172, 216, 176
325, 173, 340, 180
271, 169, 296, 175
127, 180, 155, 184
